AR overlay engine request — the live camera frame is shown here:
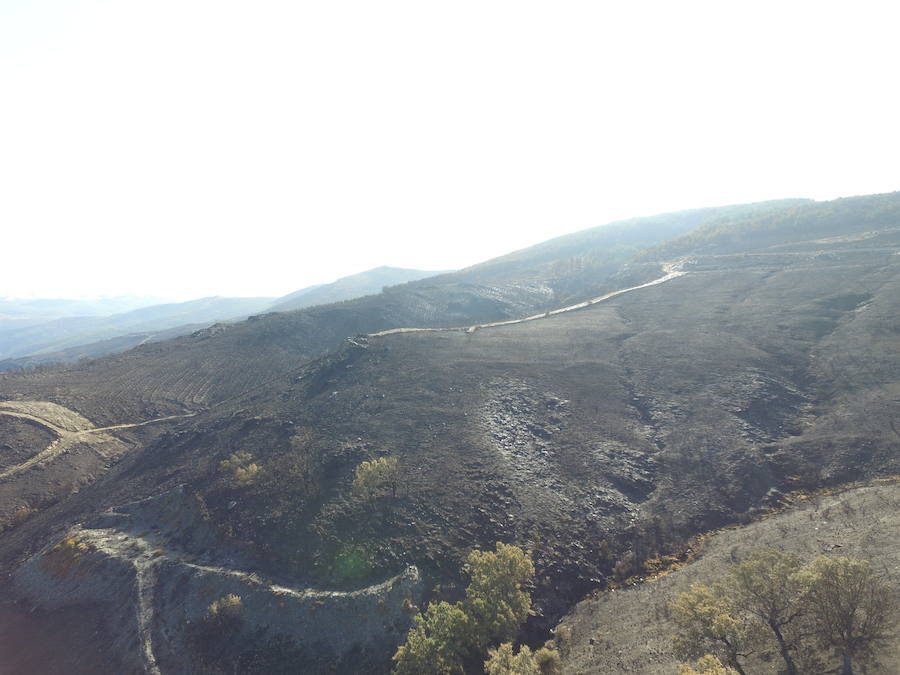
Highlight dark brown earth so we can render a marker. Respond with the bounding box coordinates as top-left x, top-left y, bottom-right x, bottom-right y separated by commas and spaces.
0, 601, 137, 675
0, 417, 55, 472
